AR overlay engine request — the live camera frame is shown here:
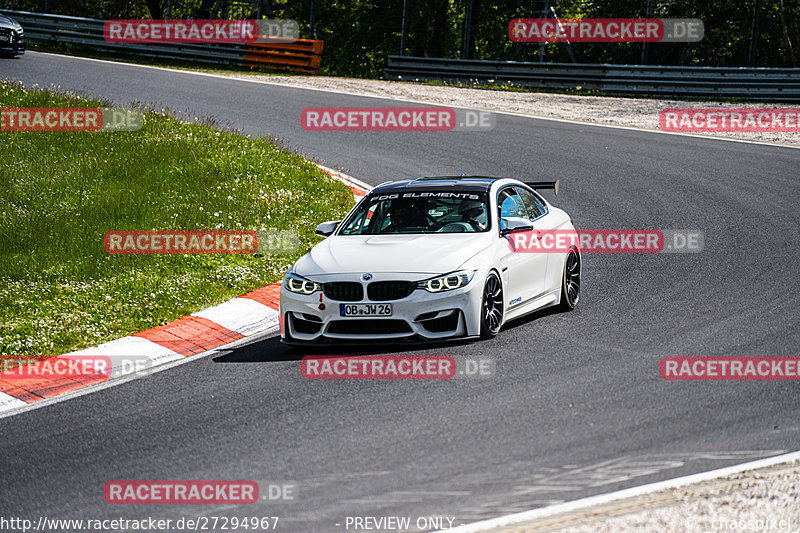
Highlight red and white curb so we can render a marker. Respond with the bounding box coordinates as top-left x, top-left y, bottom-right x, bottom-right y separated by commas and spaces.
318, 163, 371, 201
0, 165, 369, 416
